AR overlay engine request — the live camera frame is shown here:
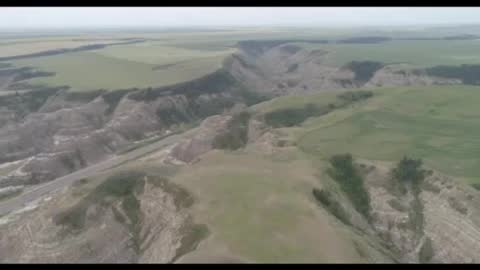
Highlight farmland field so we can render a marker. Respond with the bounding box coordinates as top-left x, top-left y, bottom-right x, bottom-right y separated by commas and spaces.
8, 40, 235, 91
299, 39, 480, 67
0, 38, 120, 58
